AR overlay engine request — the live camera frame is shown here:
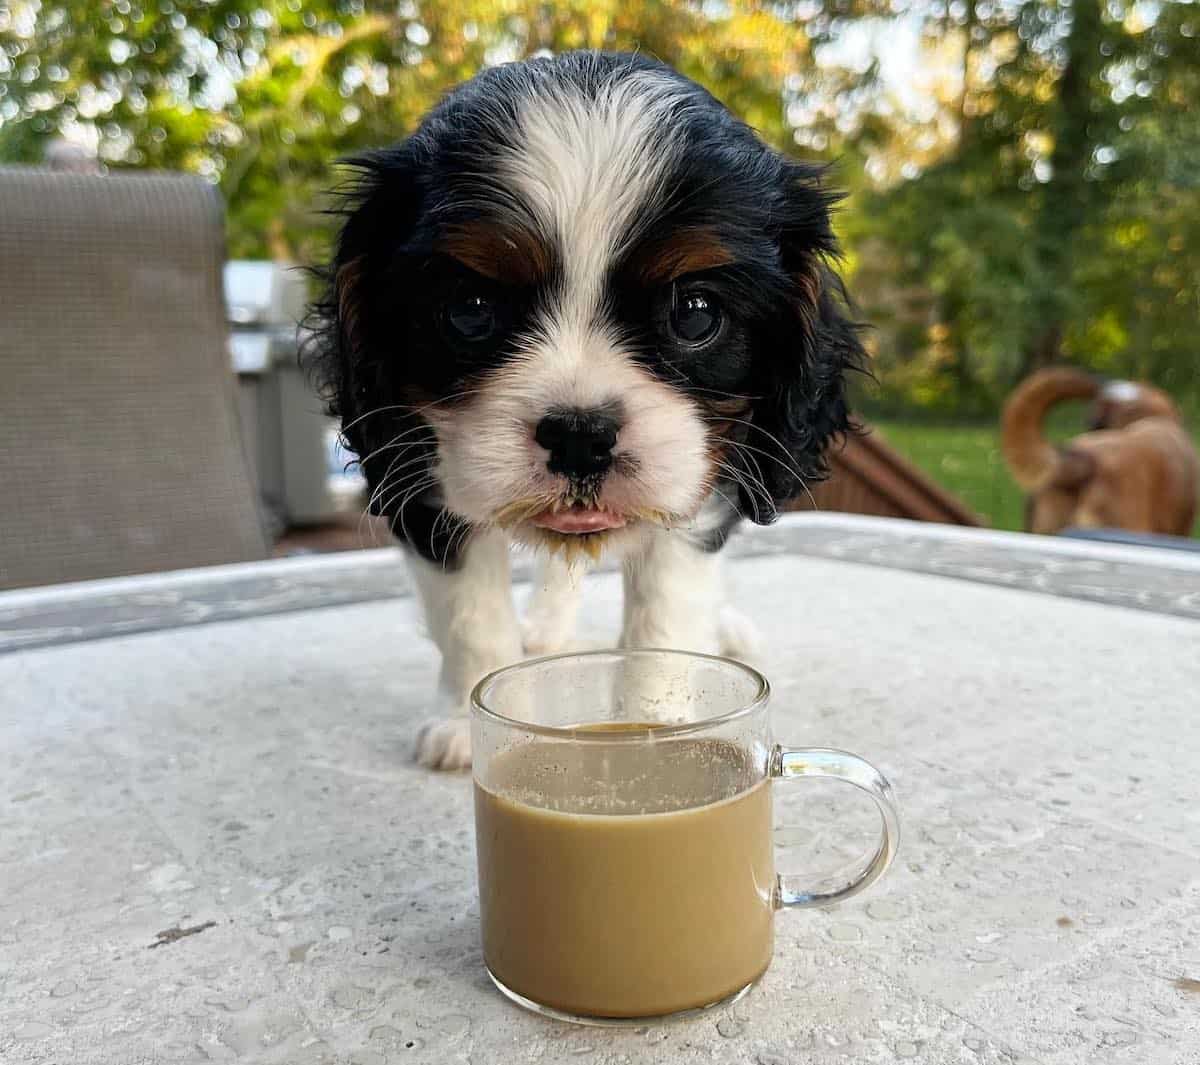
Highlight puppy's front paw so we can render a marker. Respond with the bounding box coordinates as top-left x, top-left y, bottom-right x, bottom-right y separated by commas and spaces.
414, 717, 472, 770
520, 611, 571, 656
718, 606, 762, 664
